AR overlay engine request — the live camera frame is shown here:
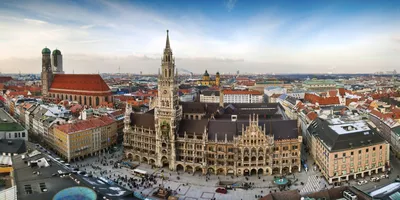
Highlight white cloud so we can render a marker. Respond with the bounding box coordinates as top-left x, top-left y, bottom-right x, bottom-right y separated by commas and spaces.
225, 0, 237, 12
23, 18, 48, 25
0, 1, 399, 74
80, 24, 96, 29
